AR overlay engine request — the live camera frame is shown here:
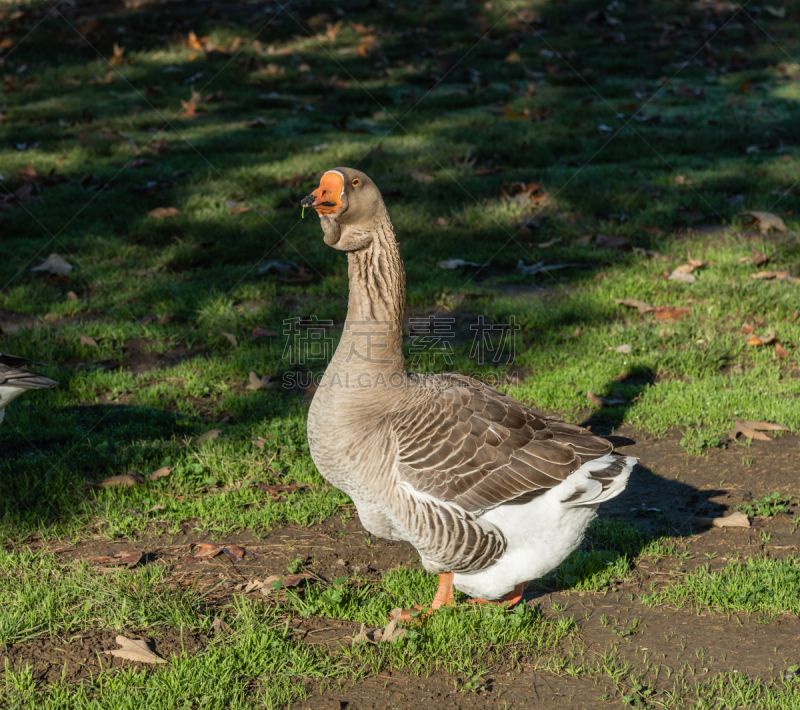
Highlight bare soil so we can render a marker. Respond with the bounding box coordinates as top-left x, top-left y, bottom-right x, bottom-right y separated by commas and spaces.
1, 628, 207, 685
